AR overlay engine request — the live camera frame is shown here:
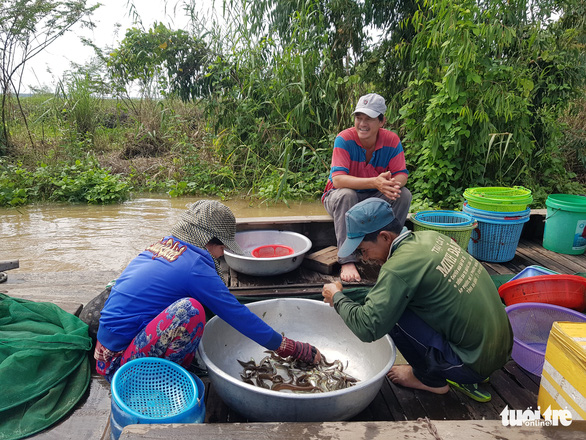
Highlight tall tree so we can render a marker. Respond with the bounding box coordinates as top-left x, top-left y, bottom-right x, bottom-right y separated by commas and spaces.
107, 23, 209, 100
0, 0, 97, 154
230, 0, 369, 75
393, 0, 586, 206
